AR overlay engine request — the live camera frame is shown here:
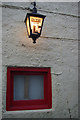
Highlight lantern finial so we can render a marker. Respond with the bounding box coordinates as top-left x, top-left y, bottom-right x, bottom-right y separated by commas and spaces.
32, 37, 36, 44
32, 2, 37, 13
